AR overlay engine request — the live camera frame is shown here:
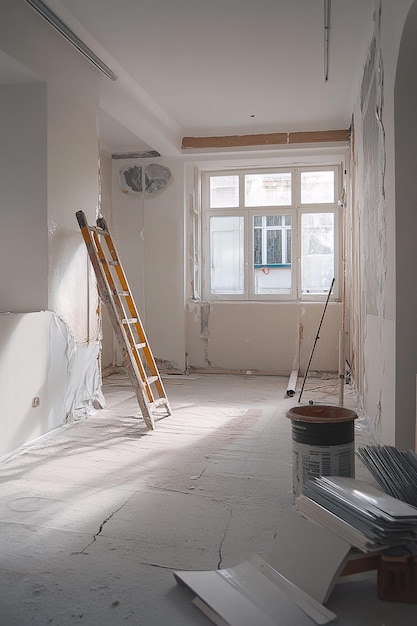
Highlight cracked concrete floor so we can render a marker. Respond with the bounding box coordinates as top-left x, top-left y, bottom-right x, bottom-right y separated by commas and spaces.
0, 373, 415, 625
